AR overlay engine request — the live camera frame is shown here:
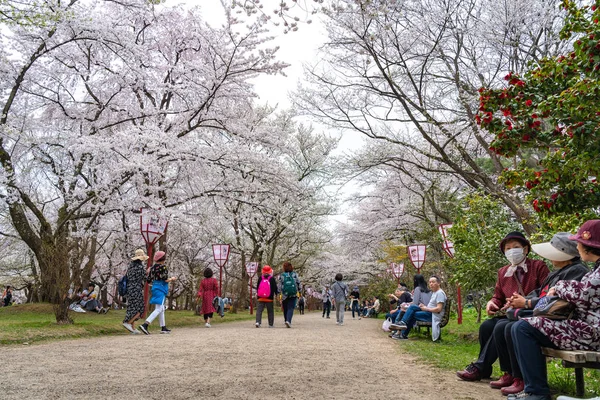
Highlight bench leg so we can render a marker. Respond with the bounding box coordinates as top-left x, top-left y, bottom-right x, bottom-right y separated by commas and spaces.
575, 367, 584, 398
